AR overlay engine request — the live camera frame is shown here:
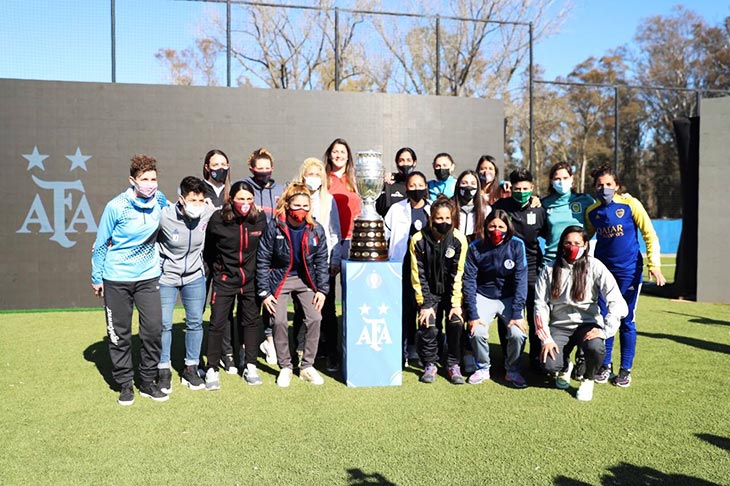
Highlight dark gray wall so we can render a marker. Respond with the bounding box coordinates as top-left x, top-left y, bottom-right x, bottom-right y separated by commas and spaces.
698, 97, 730, 303
1, 79, 503, 309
